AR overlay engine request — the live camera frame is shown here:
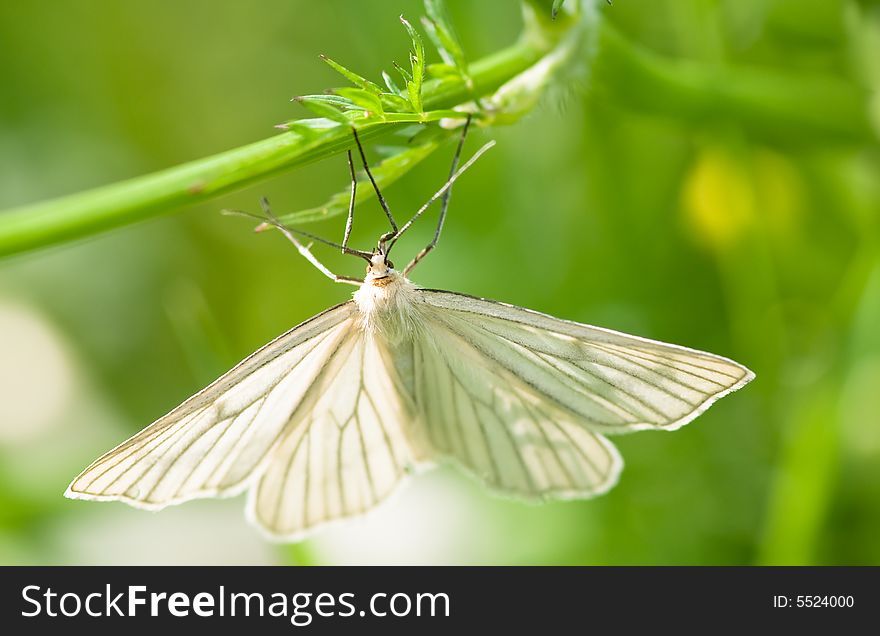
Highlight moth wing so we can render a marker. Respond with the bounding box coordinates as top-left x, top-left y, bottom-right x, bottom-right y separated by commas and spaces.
419, 290, 754, 434
65, 302, 359, 509
410, 289, 753, 499
410, 309, 618, 499
248, 330, 427, 540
